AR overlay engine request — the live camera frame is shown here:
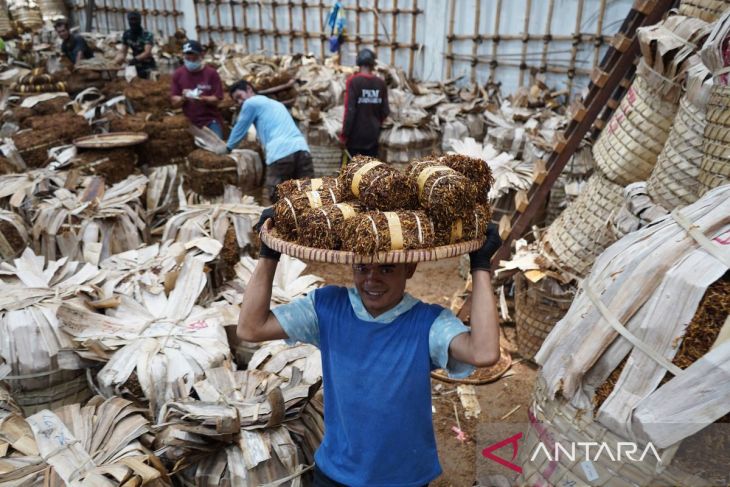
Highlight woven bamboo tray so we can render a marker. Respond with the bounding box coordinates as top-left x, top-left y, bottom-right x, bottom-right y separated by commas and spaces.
260, 219, 484, 264
679, 0, 730, 22
73, 132, 149, 149
517, 376, 711, 487
431, 347, 512, 385
310, 144, 343, 177
514, 273, 574, 361
593, 73, 680, 186
544, 172, 624, 278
